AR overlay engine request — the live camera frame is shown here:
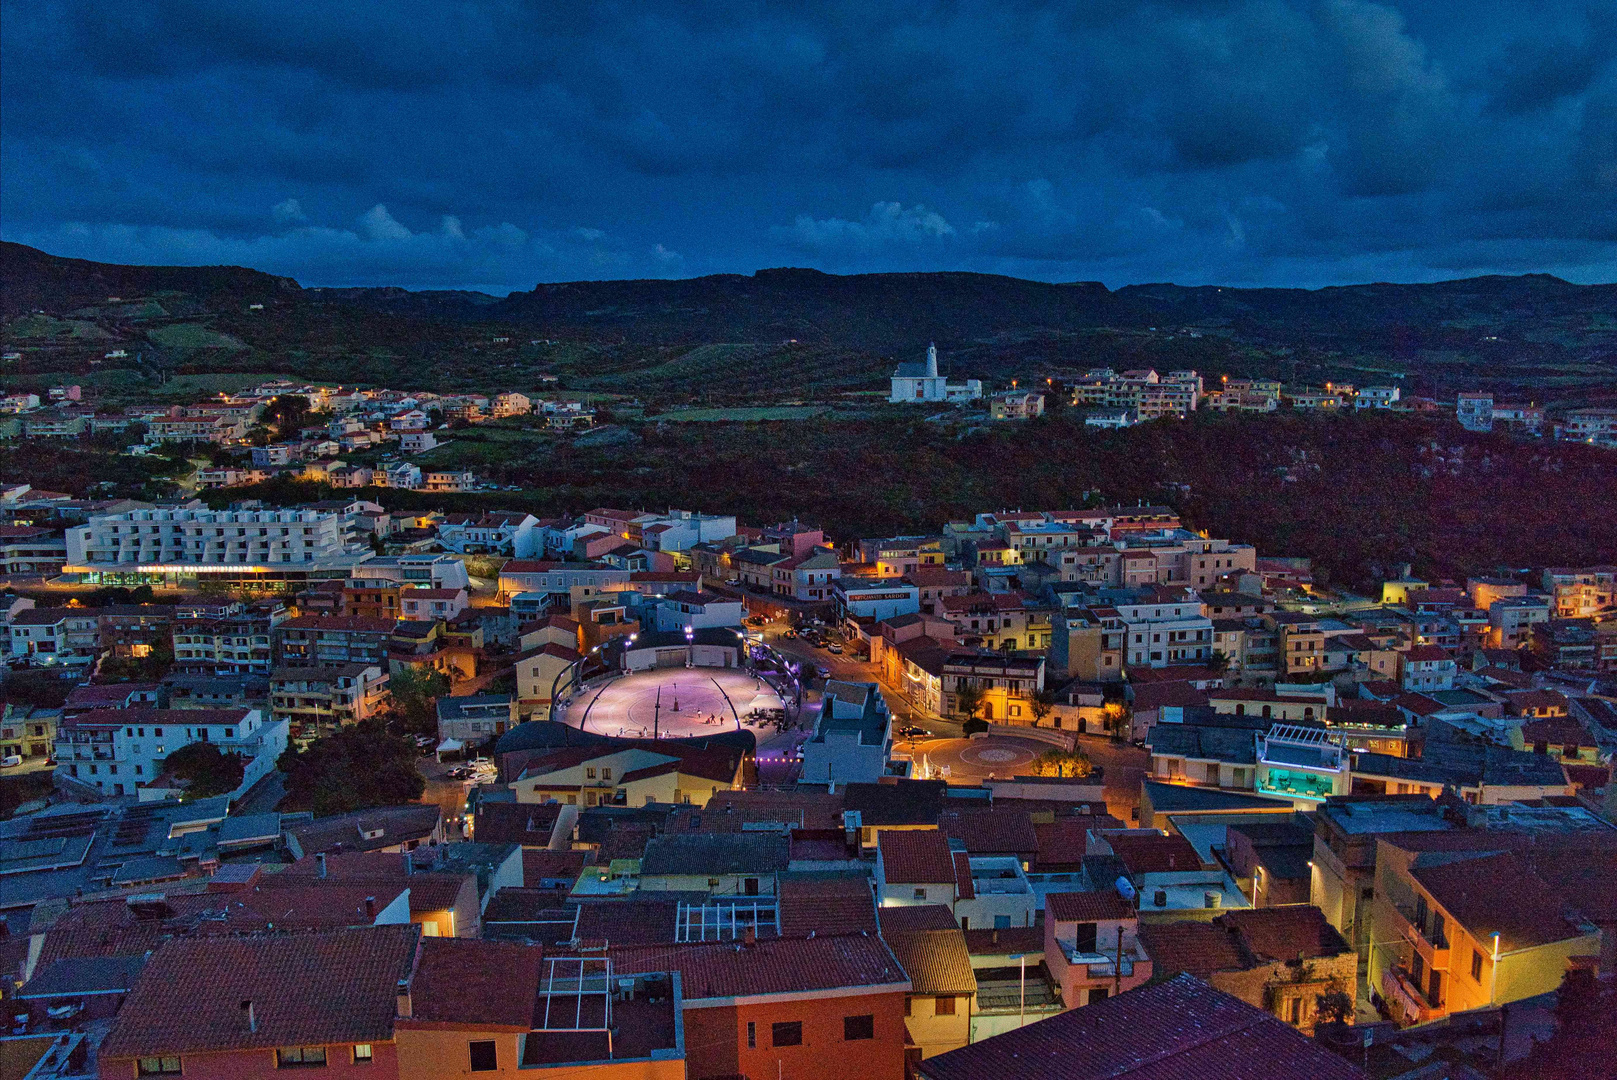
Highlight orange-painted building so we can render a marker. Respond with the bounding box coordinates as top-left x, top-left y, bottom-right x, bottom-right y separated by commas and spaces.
613, 934, 912, 1080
